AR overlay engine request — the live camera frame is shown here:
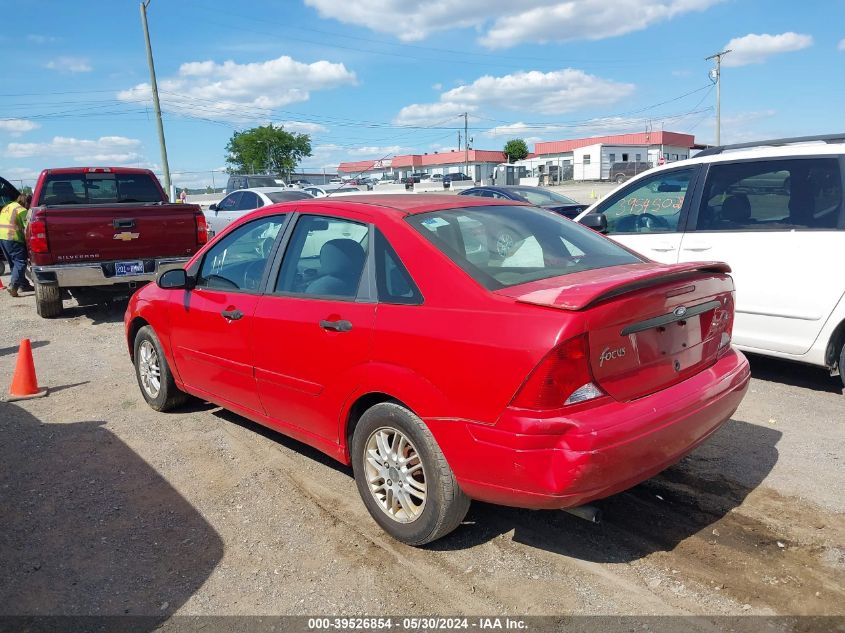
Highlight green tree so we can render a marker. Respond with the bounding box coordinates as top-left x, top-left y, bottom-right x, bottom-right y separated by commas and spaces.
503, 138, 529, 162
225, 124, 312, 175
